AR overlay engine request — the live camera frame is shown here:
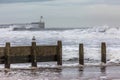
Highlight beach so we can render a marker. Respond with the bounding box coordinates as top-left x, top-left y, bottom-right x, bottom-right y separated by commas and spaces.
0, 63, 120, 80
